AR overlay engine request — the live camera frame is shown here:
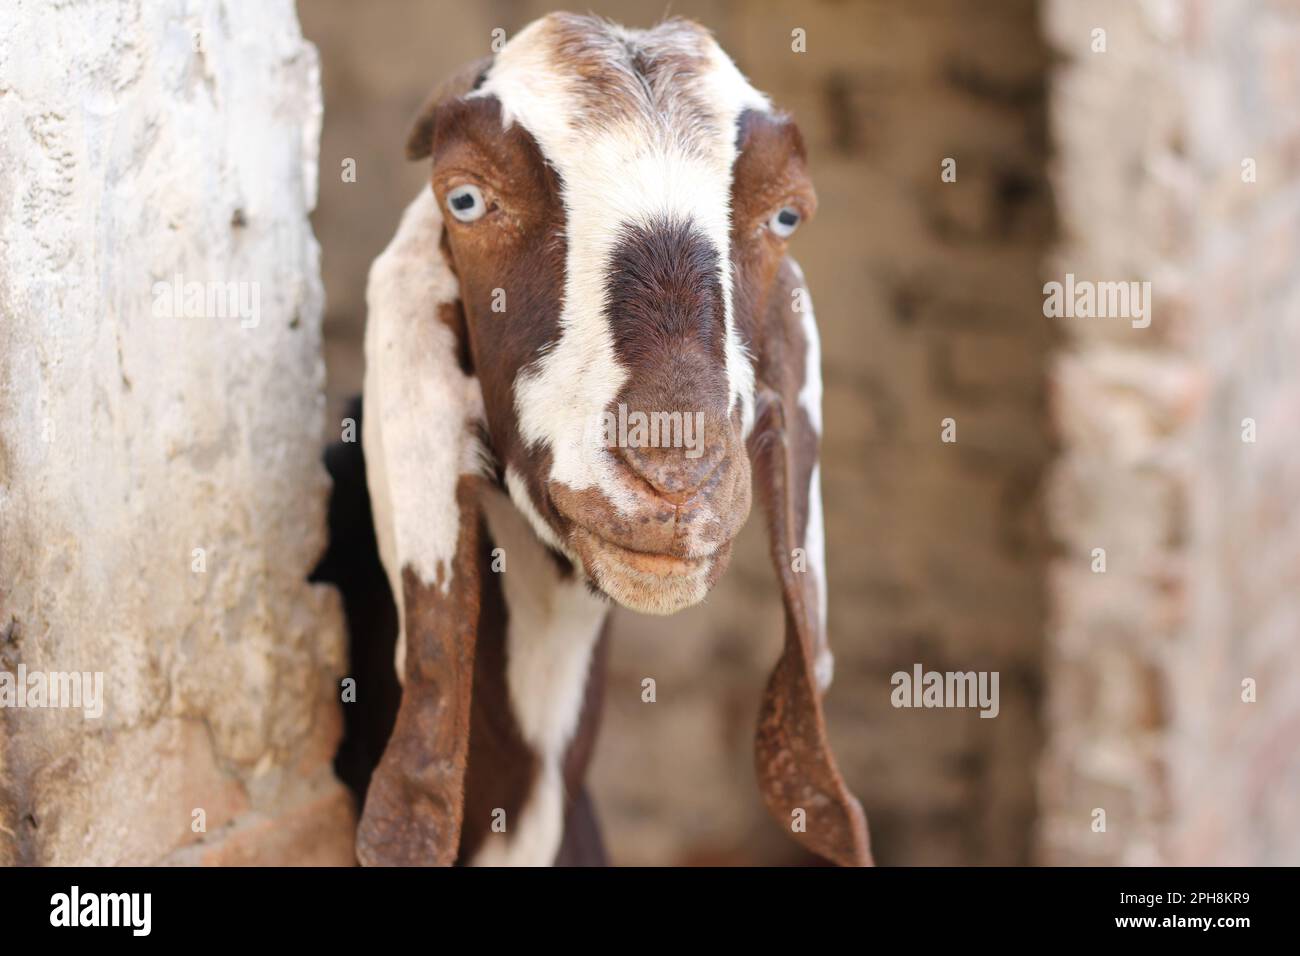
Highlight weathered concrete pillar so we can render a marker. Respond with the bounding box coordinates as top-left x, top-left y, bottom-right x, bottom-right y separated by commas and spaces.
0, 0, 352, 865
